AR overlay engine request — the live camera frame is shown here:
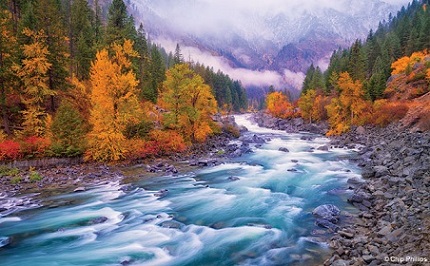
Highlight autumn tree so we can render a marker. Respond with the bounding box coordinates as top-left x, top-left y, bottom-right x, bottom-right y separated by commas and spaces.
326, 72, 370, 135
159, 63, 218, 142
266, 91, 294, 119
86, 40, 143, 161
298, 89, 316, 123
14, 29, 53, 137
